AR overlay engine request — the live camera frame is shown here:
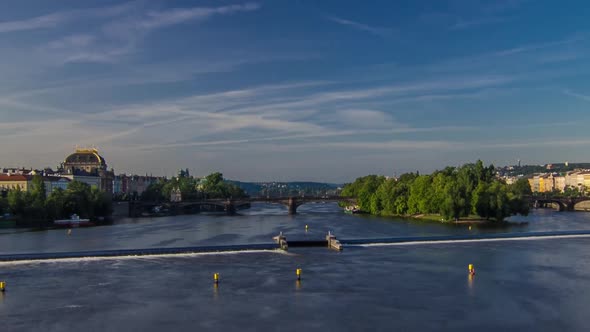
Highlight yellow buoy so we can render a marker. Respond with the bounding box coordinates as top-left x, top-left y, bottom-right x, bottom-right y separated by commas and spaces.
296, 268, 302, 280
305, 225, 309, 231
468, 264, 476, 276
0, 281, 5, 292
213, 273, 219, 284
468, 226, 472, 230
